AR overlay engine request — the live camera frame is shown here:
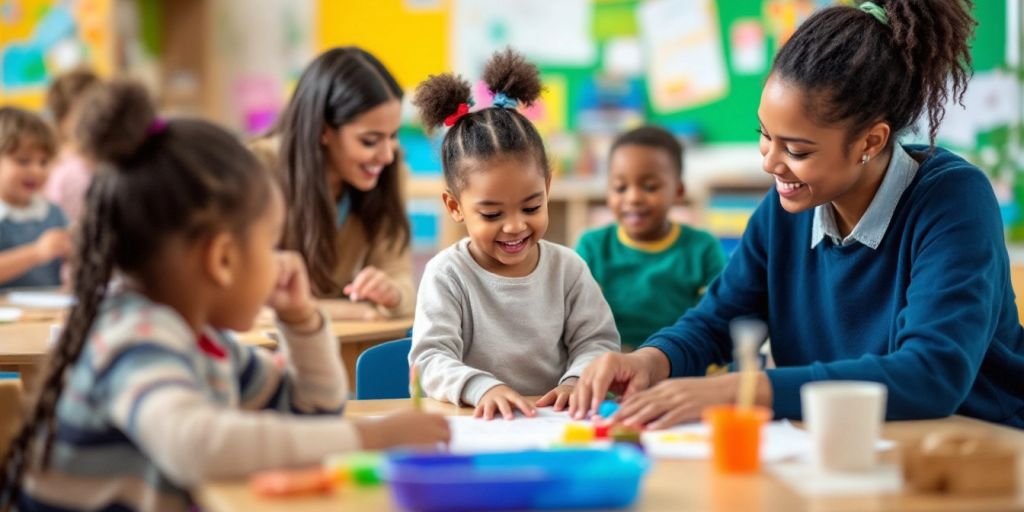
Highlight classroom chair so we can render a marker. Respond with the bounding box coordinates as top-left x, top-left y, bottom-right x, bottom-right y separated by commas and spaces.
354, 337, 411, 400
0, 372, 23, 457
